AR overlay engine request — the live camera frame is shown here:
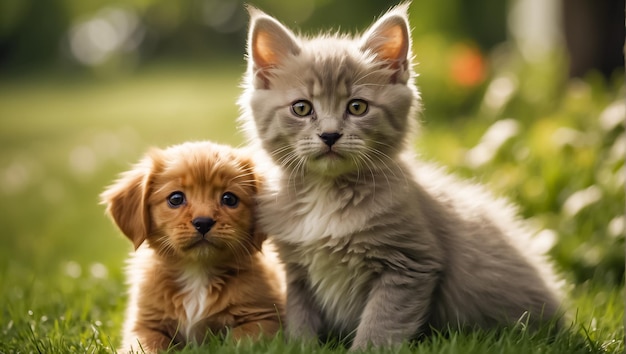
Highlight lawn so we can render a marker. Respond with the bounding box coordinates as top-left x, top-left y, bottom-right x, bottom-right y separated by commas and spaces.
0, 61, 623, 353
